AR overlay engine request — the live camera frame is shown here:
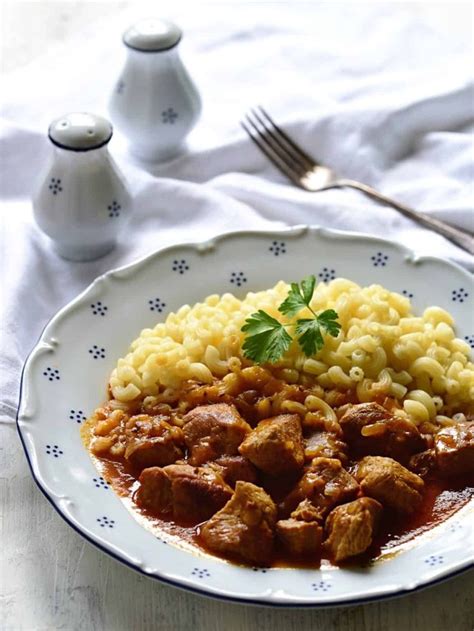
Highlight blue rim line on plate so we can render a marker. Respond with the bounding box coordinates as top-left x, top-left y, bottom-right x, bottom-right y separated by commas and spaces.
16, 225, 474, 607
